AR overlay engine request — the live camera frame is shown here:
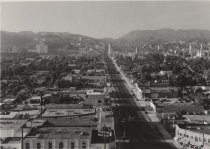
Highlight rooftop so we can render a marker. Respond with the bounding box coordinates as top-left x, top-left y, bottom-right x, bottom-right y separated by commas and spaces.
45, 104, 84, 109
0, 119, 27, 129
178, 123, 210, 135
157, 103, 204, 113
0, 112, 18, 119
26, 126, 92, 139
81, 76, 105, 81
44, 116, 97, 127
1, 137, 22, 144
91, 130, 115, 144
183, 115, 210, 124
42, 108, 95, 118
